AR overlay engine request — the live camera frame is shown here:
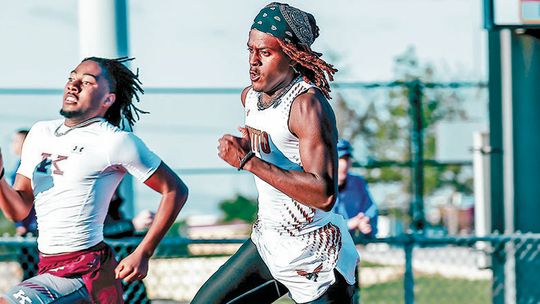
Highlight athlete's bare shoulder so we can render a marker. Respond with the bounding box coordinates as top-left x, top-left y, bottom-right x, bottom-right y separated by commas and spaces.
291, 87, 332, 117
289, 87, 336, 137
